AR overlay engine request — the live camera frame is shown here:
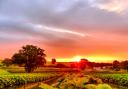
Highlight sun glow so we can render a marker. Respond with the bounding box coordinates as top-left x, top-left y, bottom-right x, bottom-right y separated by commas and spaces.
71, 55, 115, 62
72, 56, 82, 62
